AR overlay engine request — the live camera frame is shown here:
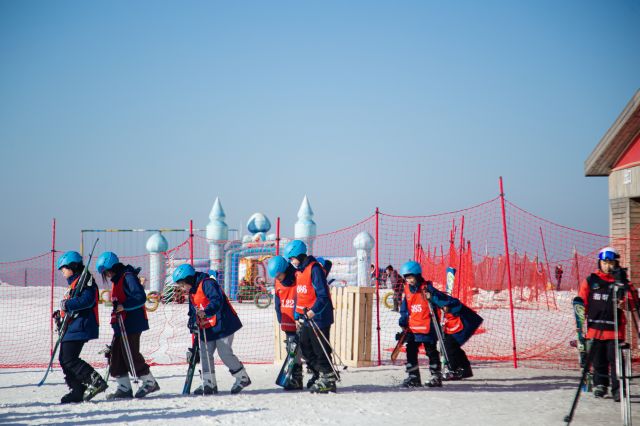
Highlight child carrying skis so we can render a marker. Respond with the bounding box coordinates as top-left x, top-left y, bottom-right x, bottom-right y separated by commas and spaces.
173, 264, 251, 395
